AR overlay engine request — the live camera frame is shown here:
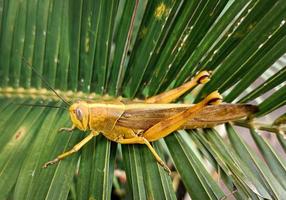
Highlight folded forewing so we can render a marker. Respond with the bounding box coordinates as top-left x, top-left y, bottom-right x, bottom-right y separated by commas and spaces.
117, 104, 257, 130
